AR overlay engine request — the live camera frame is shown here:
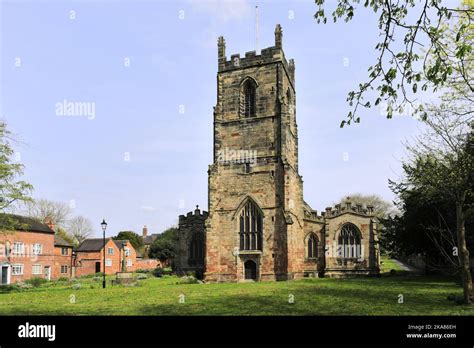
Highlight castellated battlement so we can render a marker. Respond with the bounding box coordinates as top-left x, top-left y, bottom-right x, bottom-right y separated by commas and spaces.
178, 205, 209, 225
320, 199, 375, 218
217, 24, 295, 82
